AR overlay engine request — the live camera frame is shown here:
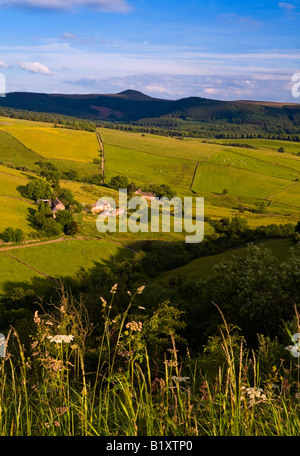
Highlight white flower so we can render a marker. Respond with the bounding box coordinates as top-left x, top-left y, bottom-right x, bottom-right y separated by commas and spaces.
171, 376, 190, 382
47, 335, 74, 344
